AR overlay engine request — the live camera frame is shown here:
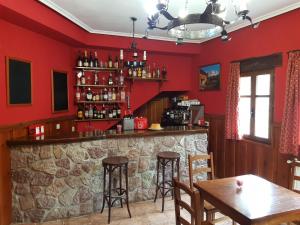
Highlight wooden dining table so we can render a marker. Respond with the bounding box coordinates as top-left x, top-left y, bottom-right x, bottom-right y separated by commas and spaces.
194, 174, 300, 225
